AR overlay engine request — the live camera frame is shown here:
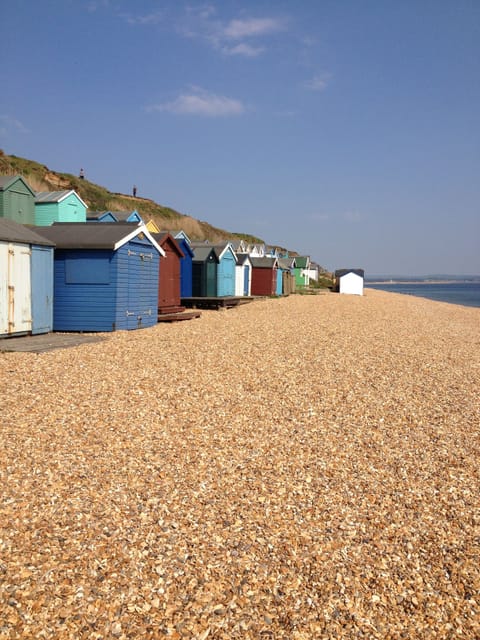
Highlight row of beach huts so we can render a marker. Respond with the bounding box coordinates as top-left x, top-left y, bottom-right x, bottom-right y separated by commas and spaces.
1, 175, 364, 338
